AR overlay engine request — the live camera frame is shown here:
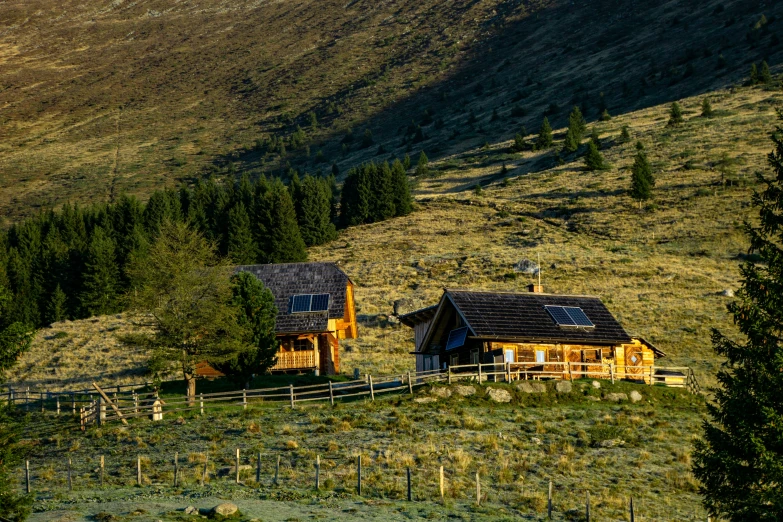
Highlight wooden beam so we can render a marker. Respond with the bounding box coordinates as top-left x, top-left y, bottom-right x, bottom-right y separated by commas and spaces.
91, 382, 128, 425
